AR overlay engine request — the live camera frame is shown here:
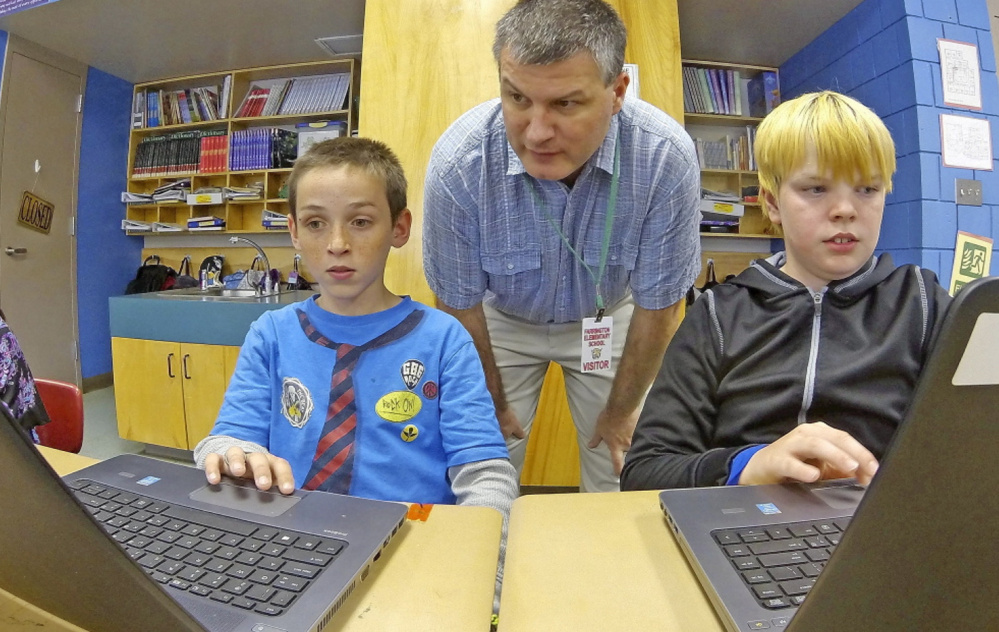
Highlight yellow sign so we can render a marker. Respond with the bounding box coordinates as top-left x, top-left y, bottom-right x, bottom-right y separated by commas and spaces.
375, 391, 422, 422
17, 191, 54, 234
950, 231, 993, 296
